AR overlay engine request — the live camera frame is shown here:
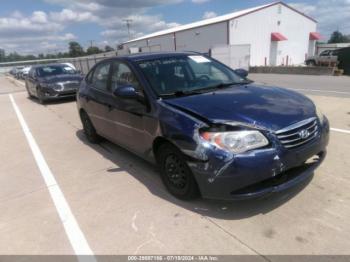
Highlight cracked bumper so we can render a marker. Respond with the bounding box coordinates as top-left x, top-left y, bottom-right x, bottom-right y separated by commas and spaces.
189, 120, 329, 200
